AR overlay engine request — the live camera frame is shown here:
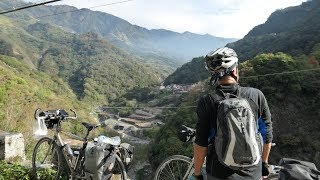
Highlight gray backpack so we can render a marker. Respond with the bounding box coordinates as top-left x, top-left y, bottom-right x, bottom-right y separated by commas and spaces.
212, 91, 262, 169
